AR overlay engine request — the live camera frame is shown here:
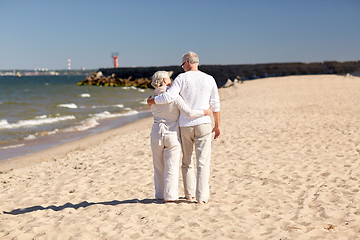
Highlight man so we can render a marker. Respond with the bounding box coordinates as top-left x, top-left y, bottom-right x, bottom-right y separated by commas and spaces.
147, 51, 220, 204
